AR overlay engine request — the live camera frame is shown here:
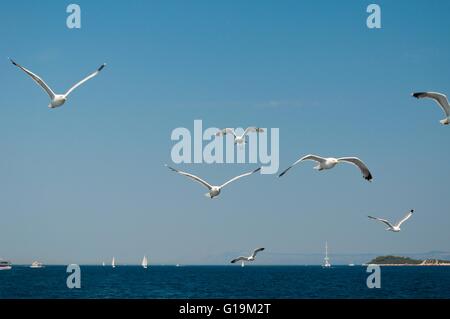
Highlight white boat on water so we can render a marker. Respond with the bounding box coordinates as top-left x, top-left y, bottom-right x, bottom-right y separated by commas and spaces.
142, 256, 148, 269
30, 261, 44, 268
112, 257, 116, 268
0, 260, 12, 270
323, 241, 331, 268
348, 263, 355, 267
102, 261, 105, 266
